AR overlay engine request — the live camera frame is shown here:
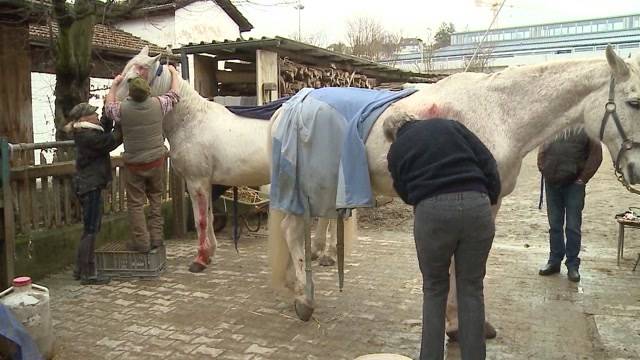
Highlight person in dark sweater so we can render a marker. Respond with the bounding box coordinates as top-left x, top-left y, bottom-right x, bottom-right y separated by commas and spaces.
65, 102, 122, 285
537, 128, 602, 282
385, 115, 500, 360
